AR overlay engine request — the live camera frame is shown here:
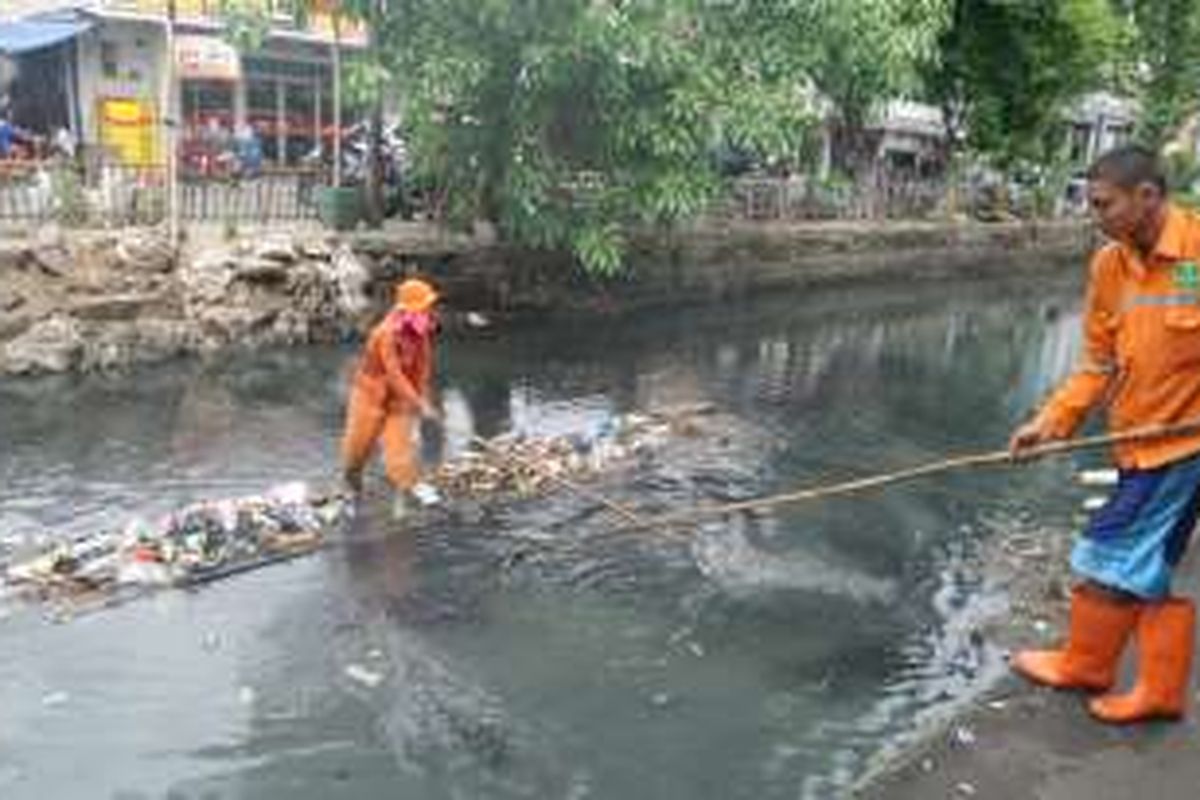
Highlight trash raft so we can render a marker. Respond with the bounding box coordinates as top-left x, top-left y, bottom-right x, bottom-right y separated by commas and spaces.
2, 404, 714, 613
4, 483, 355, 610
432, 412, 677, 498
